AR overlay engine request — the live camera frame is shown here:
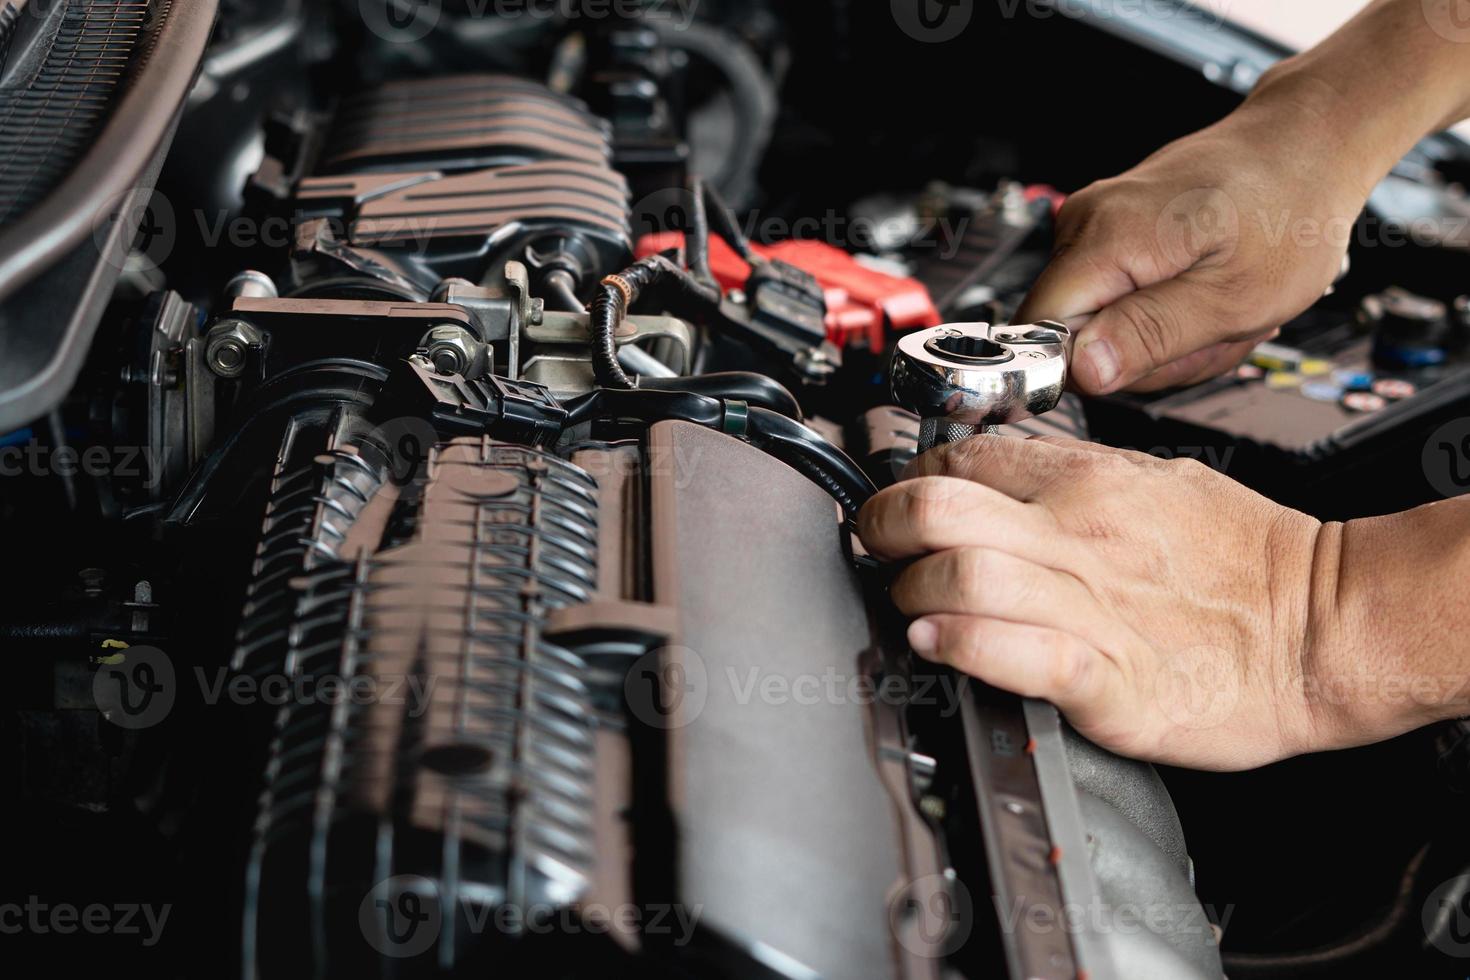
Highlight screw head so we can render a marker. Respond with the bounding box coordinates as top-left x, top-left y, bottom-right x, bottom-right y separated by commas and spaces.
204, 318, 261, 378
